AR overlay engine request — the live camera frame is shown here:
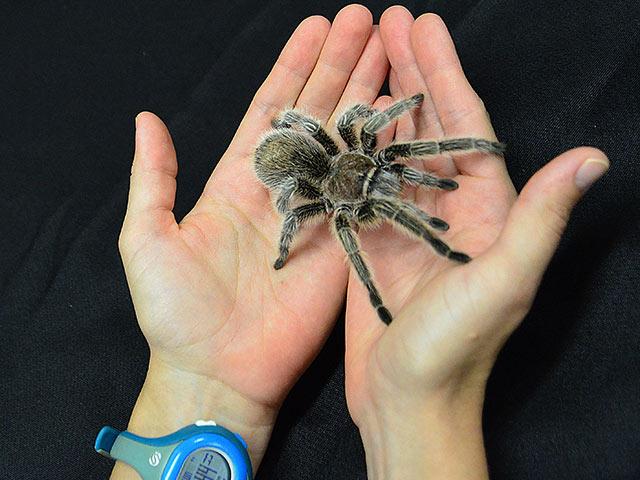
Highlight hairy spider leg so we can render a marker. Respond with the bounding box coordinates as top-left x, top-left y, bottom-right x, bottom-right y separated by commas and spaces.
275, 177, 298, 213
295, 179, 323, 200
360, 93, 425, 156
386, 163, 459, 191
387, 198, 450, 231
376, 138, 506, 163
372, 198, 471, 263
336, 104, 376, 151
334, 211, 393, 324
274, 176, 323, 214
272, 110, 340, 156
273, 202, 327, 270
